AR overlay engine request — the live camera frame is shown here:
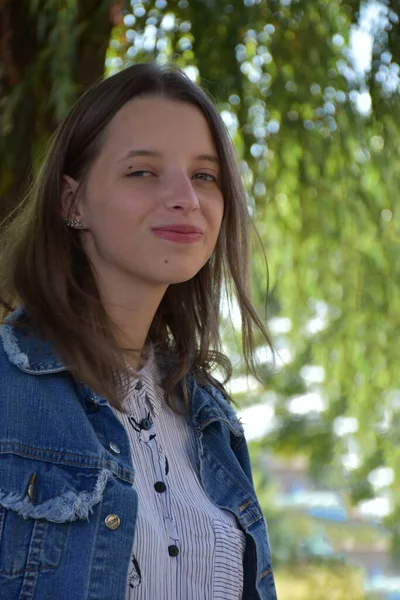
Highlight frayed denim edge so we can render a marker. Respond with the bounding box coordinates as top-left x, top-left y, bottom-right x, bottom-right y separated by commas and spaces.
0, 469, 112, 523
1, 317, 30, 371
